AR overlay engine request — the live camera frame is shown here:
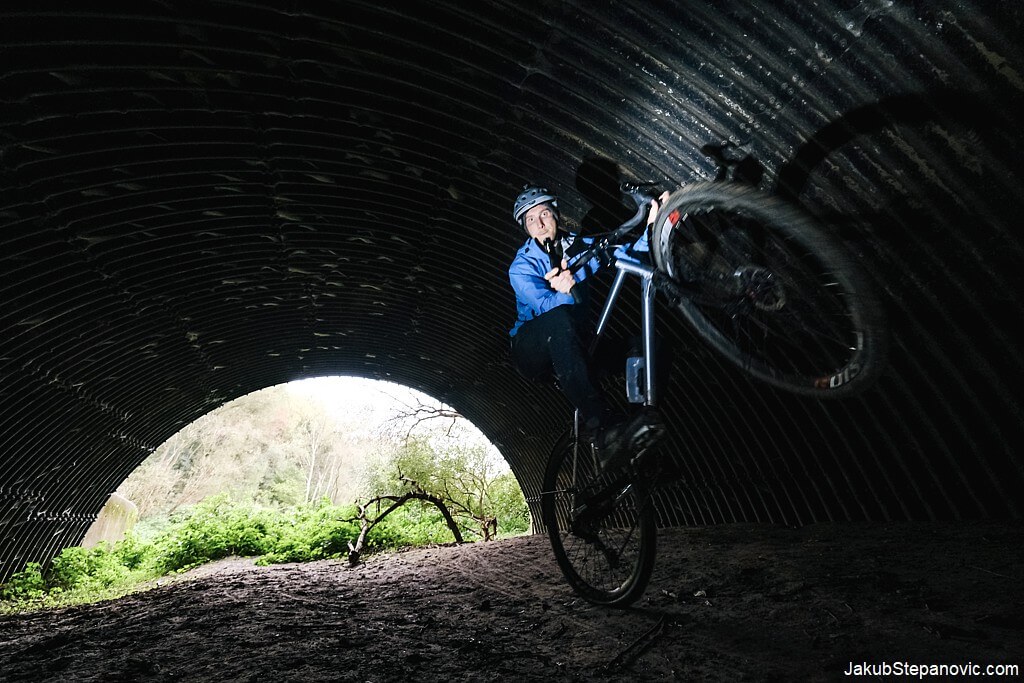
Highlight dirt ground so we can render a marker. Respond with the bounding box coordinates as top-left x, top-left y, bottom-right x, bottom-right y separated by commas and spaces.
0, 522, 1021, 682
